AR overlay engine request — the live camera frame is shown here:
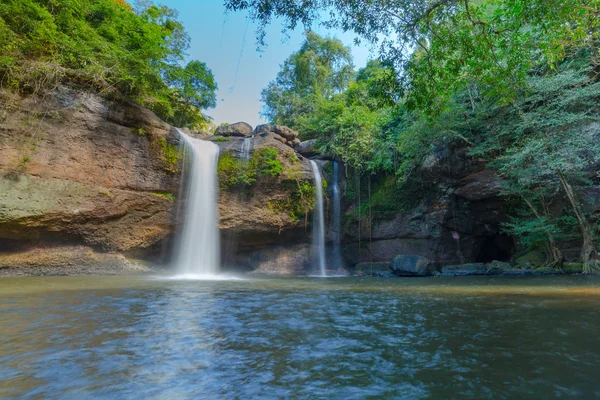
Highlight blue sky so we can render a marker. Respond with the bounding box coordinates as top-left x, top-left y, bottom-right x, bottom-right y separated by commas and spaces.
159, 1, 374, 127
